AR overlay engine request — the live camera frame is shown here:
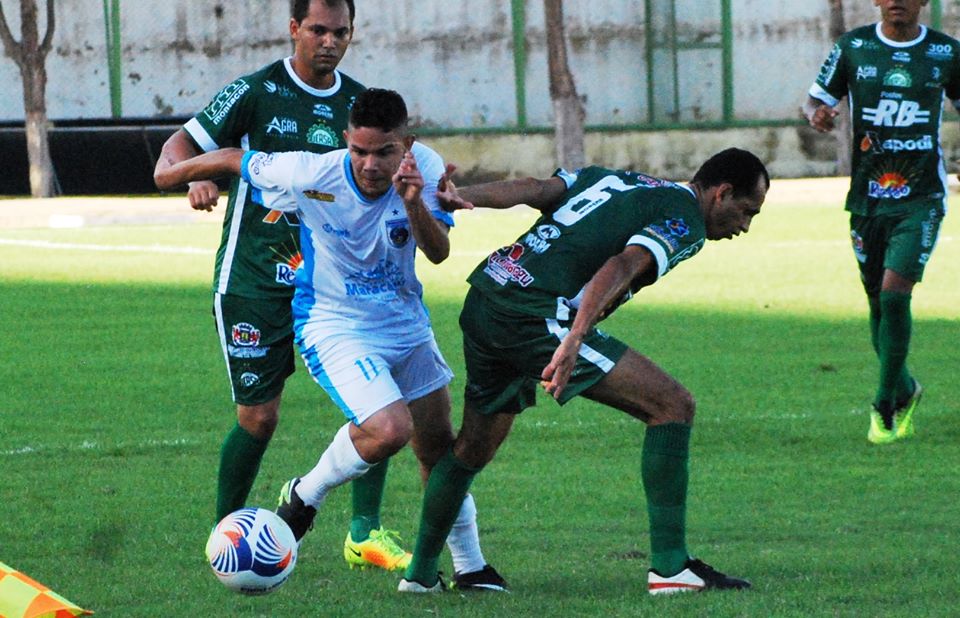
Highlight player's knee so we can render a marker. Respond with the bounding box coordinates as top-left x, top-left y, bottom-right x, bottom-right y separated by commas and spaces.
661, 387, 695, 425
452, 435, 496, 469
376, 415, 414, 455
237, 405, 279, 440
